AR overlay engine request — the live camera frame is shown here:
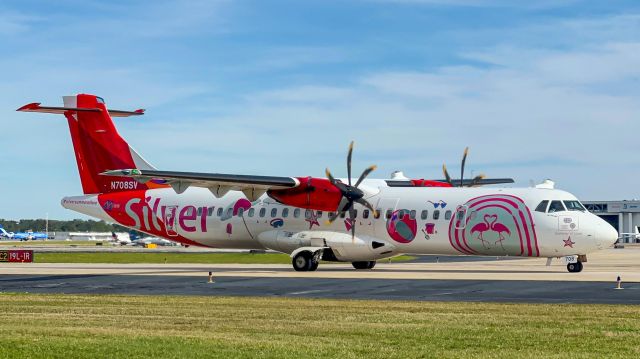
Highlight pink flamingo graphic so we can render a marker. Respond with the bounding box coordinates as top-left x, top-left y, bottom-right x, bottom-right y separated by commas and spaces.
470, 214, 495, 248
491, 220, 511, 250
